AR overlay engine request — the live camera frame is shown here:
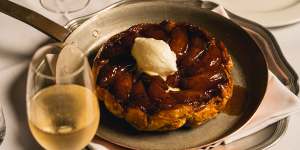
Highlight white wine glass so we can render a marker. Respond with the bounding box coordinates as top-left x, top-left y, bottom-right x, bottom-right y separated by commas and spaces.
40, 0, 90, 14
26, 43, 99, 150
